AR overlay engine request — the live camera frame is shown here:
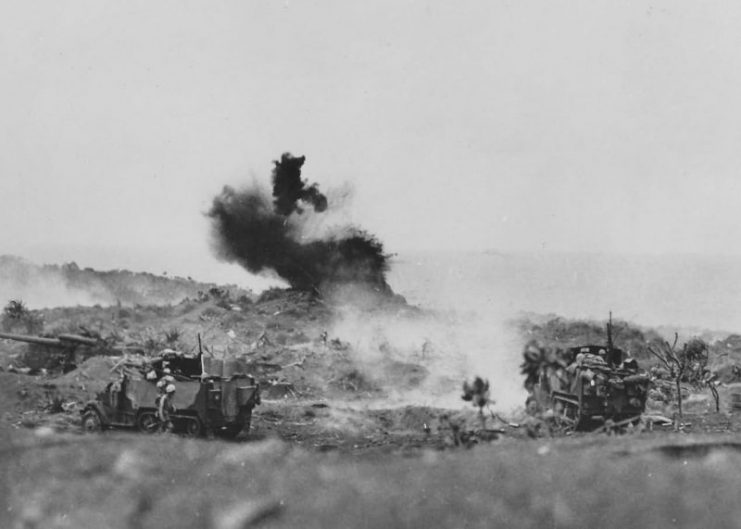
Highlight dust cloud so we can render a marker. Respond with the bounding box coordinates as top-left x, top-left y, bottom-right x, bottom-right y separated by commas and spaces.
0, 256, 112, 308
0, 255, 216, 309
328, 291, 527, 413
